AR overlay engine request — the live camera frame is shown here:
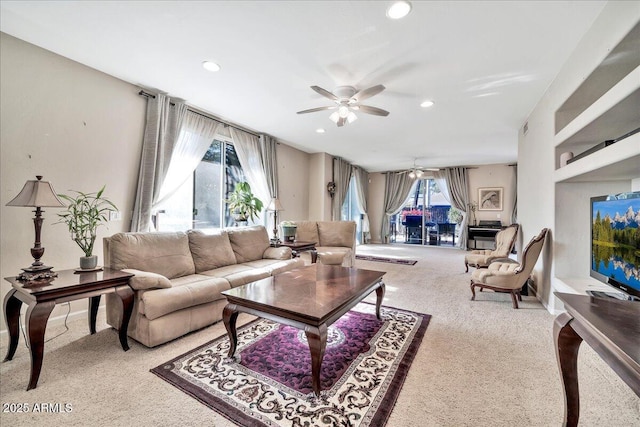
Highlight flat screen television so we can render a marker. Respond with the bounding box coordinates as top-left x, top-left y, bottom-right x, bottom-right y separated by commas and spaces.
590, 191, 640, 300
